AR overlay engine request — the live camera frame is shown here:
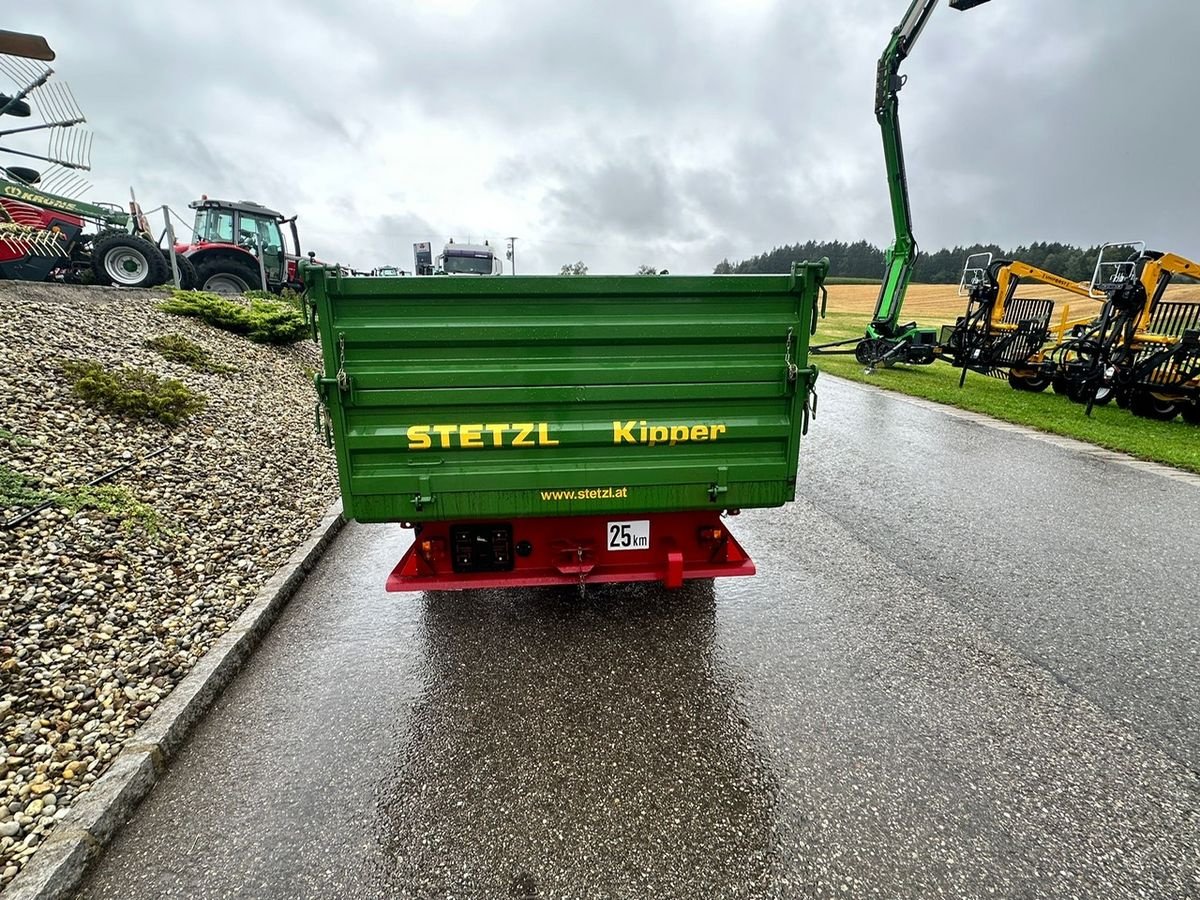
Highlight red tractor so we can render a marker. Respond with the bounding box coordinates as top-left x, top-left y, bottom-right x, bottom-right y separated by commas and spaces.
176, 197, 307, 294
